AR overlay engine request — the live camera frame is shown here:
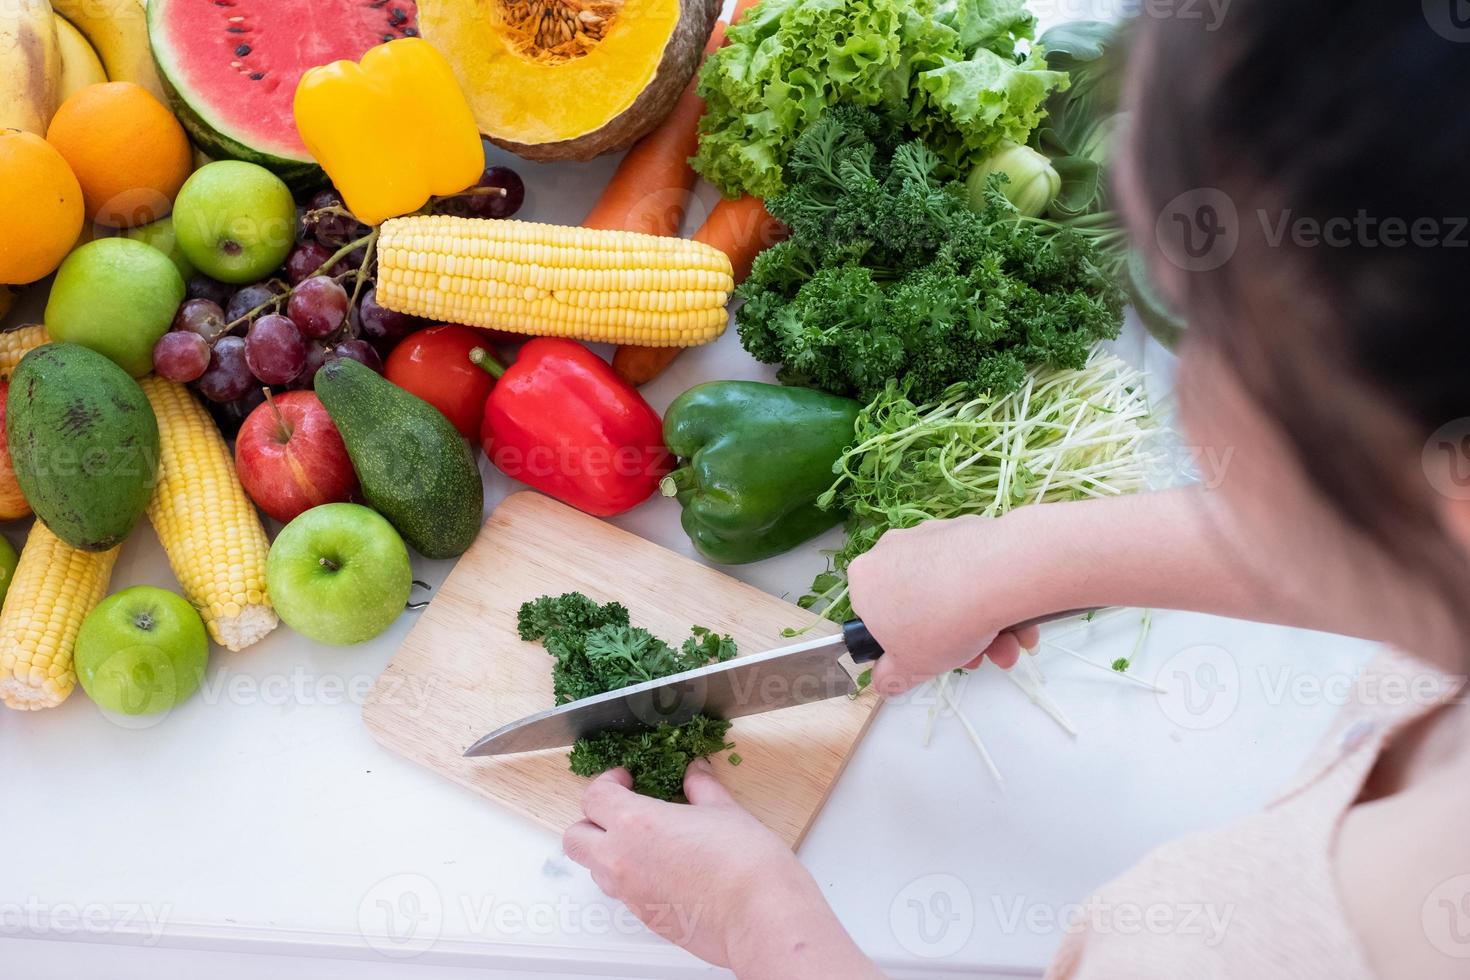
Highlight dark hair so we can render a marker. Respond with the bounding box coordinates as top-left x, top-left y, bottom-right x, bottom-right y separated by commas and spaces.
1127, 2, 1470, 602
